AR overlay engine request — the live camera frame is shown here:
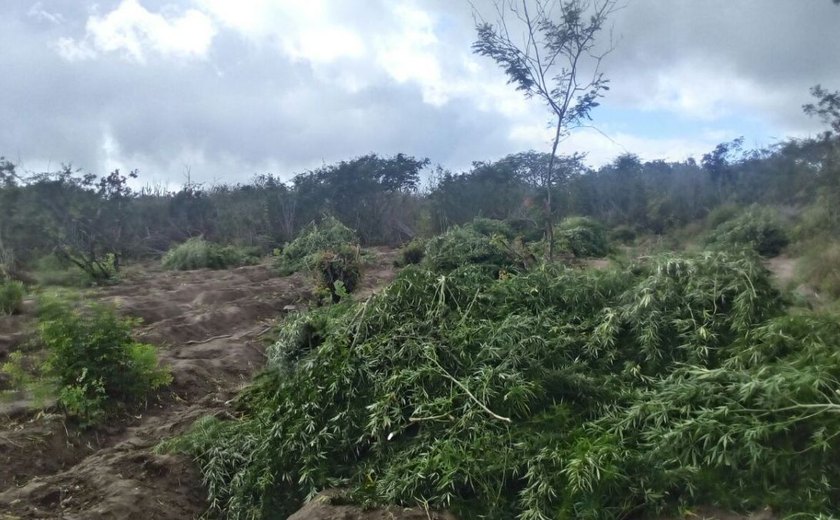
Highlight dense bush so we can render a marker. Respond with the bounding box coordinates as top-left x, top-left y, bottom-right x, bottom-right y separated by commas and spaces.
394, 238, 427, 267
160, 251, 840, 519
555, 216, 610, 257
422, 226, 519, 273
275, 217, 358, 276
0, 280, 24, 315
466, 218, 515, 239
162, 237, 260, 270
39, 299, 171, 425
505, 218, 543, 242
705, 205, 789, 257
